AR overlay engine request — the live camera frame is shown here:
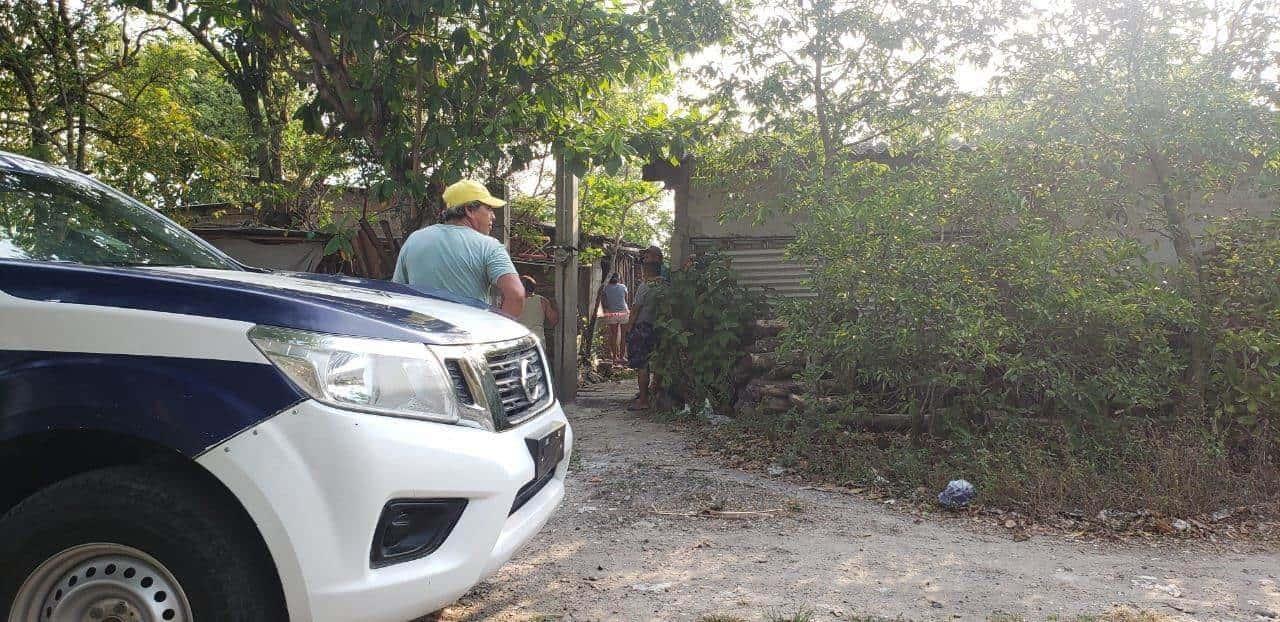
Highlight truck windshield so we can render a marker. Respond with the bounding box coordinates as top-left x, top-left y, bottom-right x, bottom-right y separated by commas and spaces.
0, 170, 235, 269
